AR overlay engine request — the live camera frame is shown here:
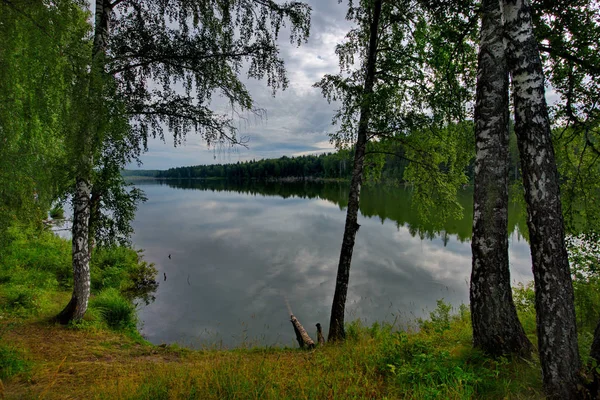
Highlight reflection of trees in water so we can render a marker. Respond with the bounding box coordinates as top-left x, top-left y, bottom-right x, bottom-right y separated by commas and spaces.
122, 259, 159, 306
153, 179, 528, 243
